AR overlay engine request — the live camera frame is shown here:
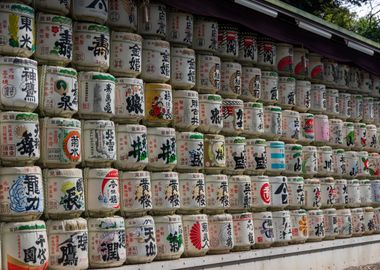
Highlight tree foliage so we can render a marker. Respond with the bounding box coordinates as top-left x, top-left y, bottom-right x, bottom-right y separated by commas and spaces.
282, 0, 380, 42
